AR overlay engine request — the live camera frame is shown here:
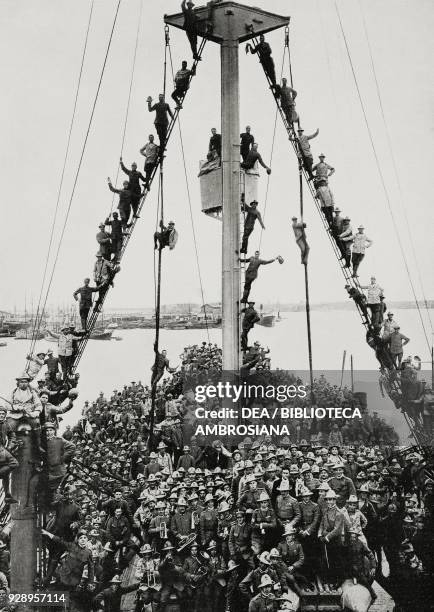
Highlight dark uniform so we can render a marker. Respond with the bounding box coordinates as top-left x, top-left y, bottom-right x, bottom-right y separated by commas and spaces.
241, 305, 260, 351
120, 162, 145, 217
241, 202, 264, 254
240, 131, 255, 162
